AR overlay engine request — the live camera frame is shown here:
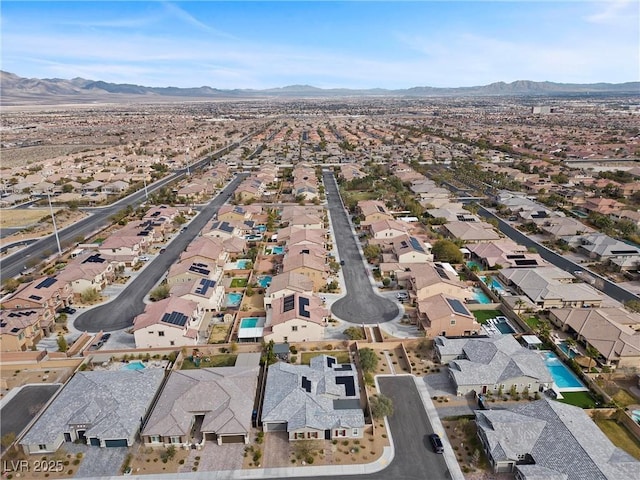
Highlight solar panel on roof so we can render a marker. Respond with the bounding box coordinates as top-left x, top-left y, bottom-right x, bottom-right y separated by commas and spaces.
335, 376, 356, 396
283, 295, 295, 312
35, 277, 57, 289
335, 364, 352, 371
434, 266, 449, 280
10, 327, 21, 333
299, 297, 310, 318
194, 278, 216, 295
506, 255, 526, 259
611, 250, 639, 255
161, 311, 188, 327
327, 357, 336, 367
446, 298, 469, 316
301, 376, 311, 393
409, 237, 425, 253
514, 259, 538, 266
29, 295, 42, 301
0, 322, 7, 327
82, 254, 105, 264
8, 313, 17, 318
